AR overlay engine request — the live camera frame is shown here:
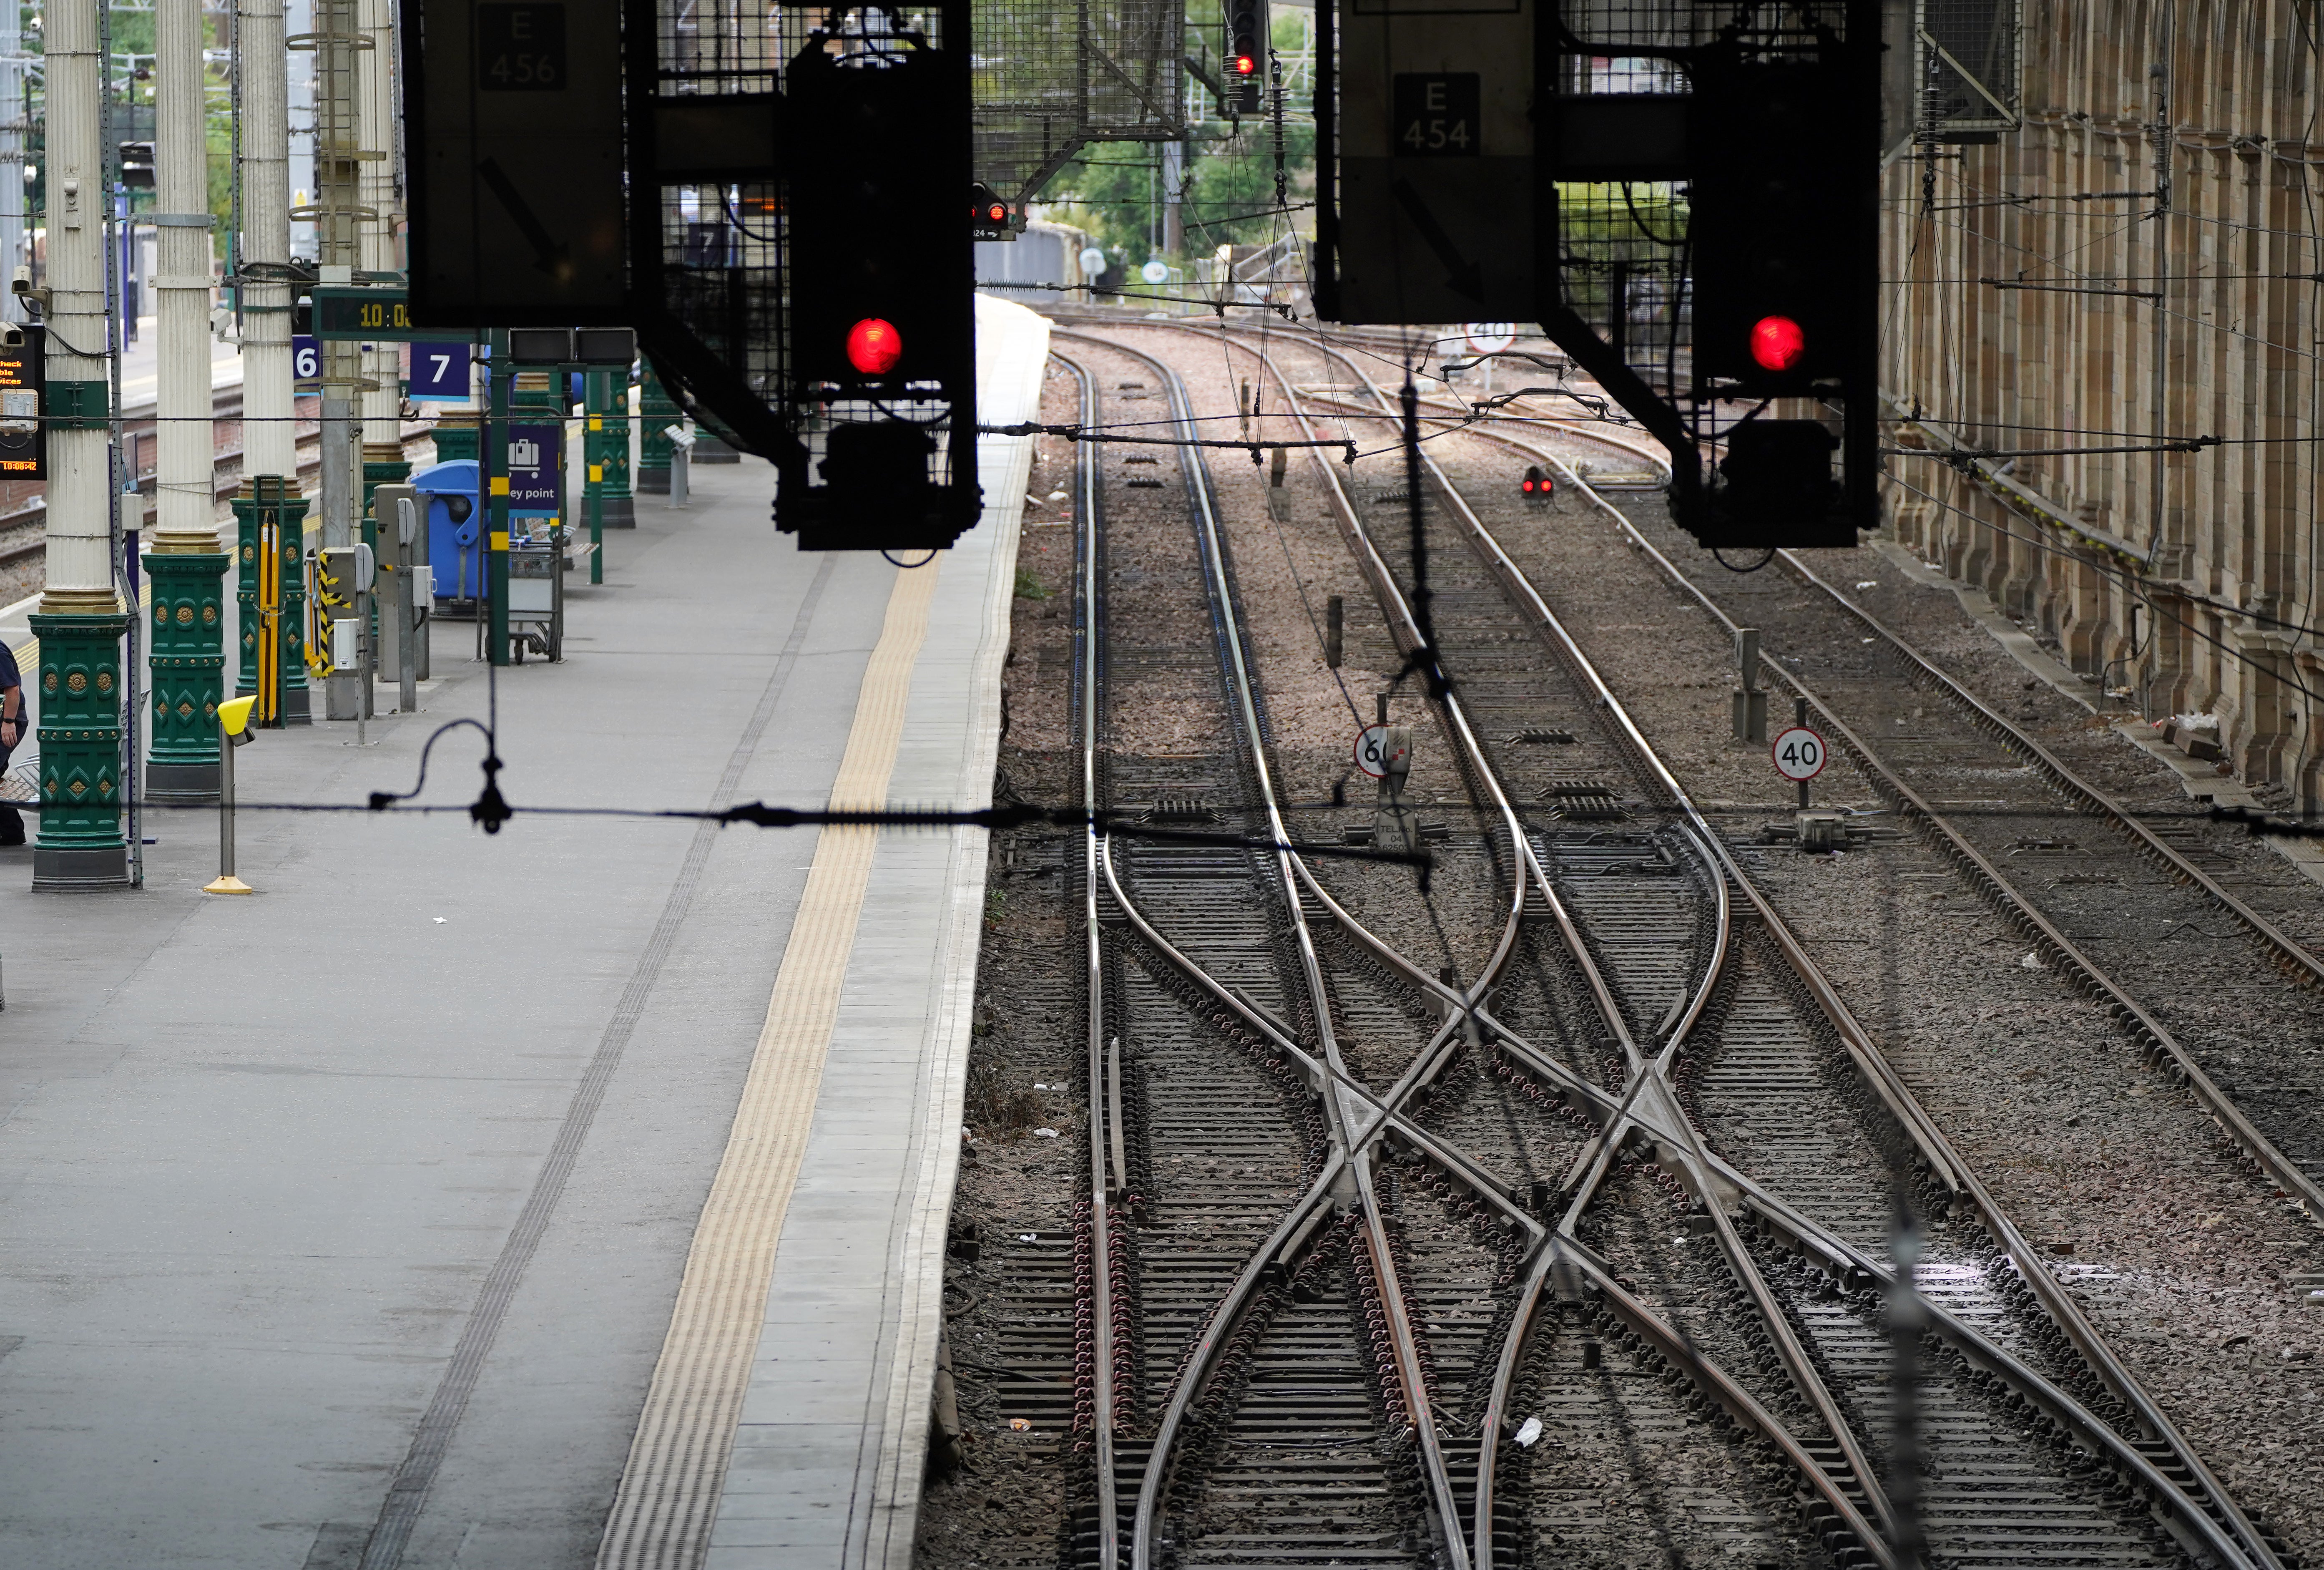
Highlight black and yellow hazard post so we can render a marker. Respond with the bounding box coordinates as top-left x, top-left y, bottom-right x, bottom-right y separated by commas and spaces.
583, 373, 604, 587
487, 328, 511, 668
204, 695, 257, 896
